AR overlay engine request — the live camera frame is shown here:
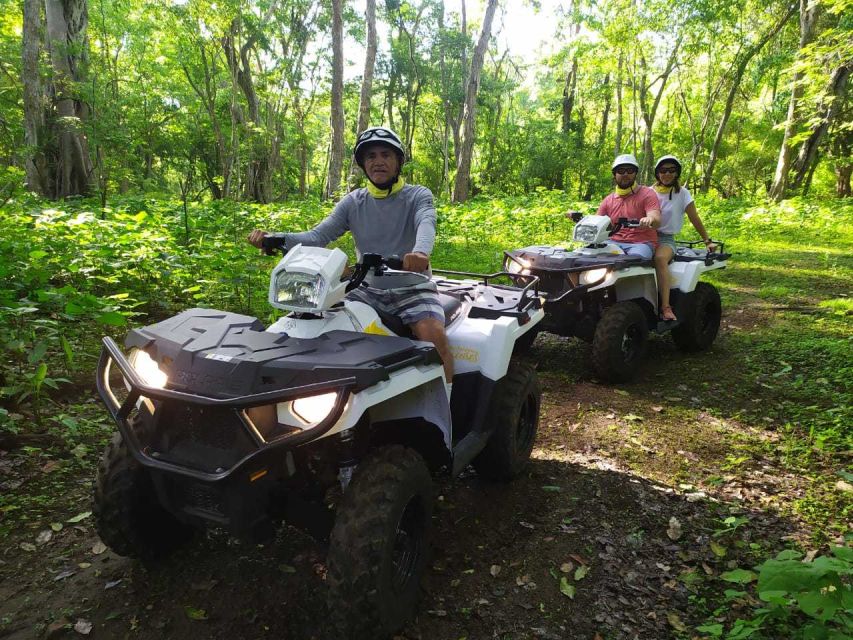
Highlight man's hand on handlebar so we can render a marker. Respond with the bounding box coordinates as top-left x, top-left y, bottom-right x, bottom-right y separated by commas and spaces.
247, 229, 269, 249
402, 252, 430, 272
